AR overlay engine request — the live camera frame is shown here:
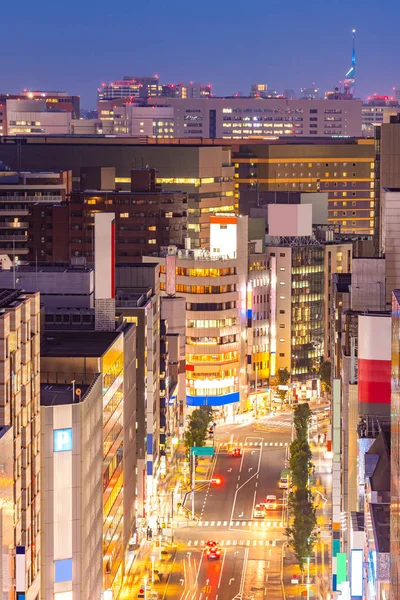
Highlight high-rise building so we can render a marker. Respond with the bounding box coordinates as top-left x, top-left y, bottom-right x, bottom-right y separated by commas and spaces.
27, 167, 188, 263
97, 104, 175, 137
98, 76, 212, 102
98, 76, 160, 100
299, 86, 320, 100
234, 138, 375, 236
150, 97, 362, 138
362, 96, 400, 137
0, 289, 41, 599
0, 168, 71, 261
250, 84, 278, 99
147, 216, 250, 415
160, 82, 212, 99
